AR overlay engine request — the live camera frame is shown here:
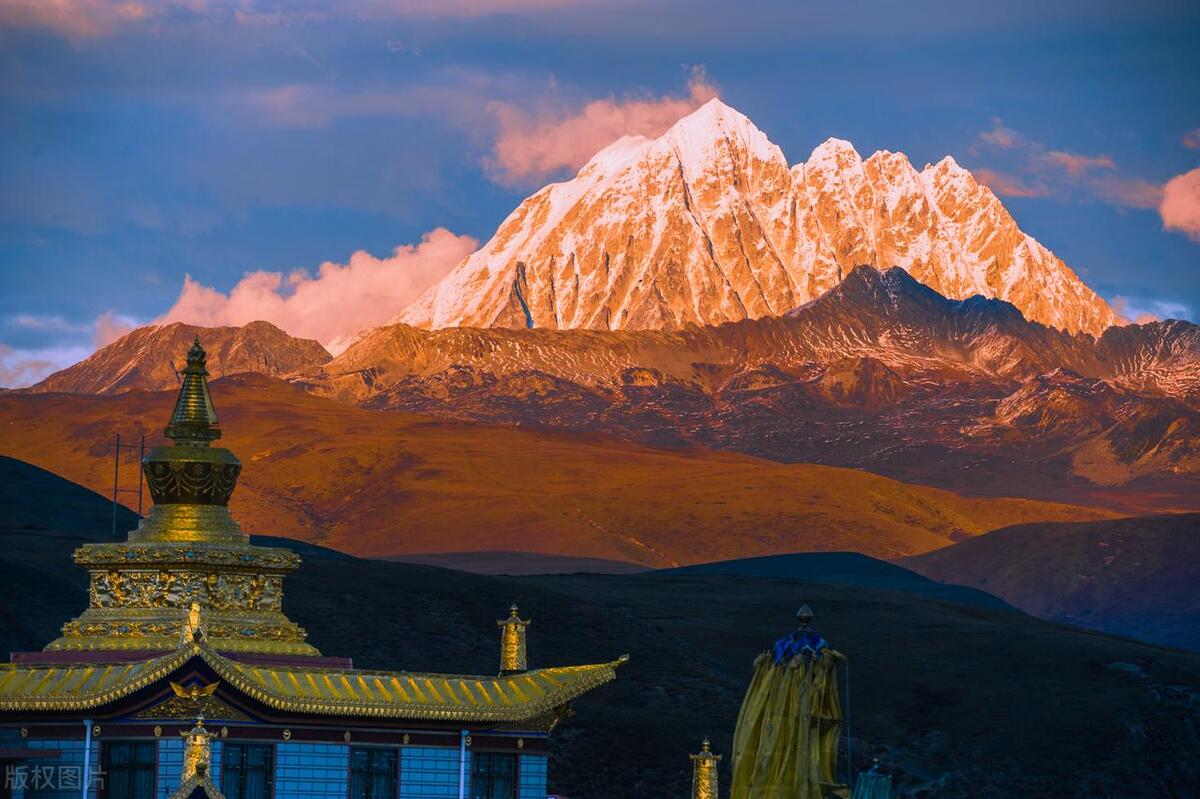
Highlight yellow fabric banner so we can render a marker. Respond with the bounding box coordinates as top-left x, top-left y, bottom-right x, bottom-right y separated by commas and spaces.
730, 649, 848, 799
